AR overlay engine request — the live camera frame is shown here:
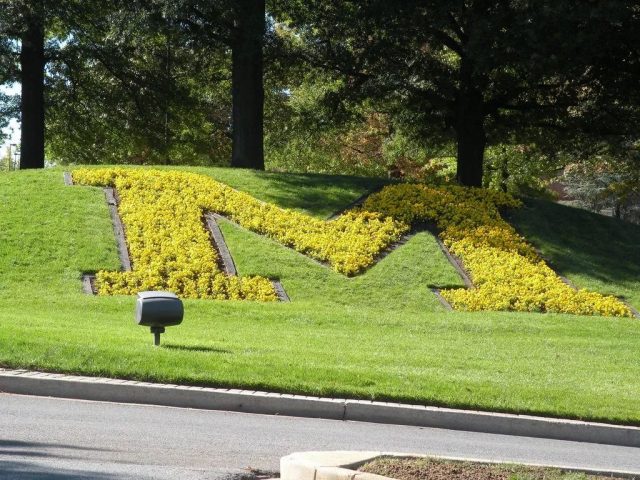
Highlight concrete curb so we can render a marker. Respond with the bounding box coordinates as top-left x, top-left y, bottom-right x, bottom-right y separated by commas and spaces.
0, 369, 345, 419
1, 368, 640, 448
280, 451, 640, 480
